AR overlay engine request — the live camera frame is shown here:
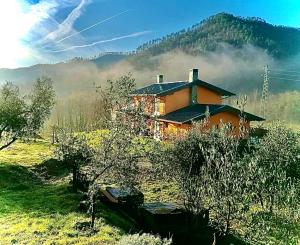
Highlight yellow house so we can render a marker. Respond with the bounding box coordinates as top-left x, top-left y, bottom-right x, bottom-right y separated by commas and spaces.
132, 69, 264, 139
